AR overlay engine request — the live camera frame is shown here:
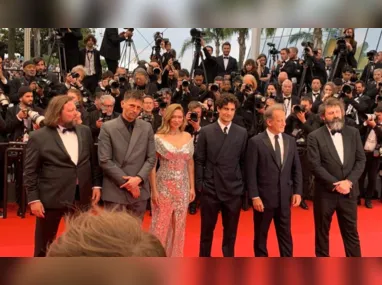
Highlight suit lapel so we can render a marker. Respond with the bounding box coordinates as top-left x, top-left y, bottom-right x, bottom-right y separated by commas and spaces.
125, 119, 143, 159
281, 133, 290, 172
342, 127, 352, 168
213, 122, 228, 162
74, 126, 83, 161
261, 132, 280, 169
322, 127, 343, 167
50, 127, 75, 165
116, 116, 131, 159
